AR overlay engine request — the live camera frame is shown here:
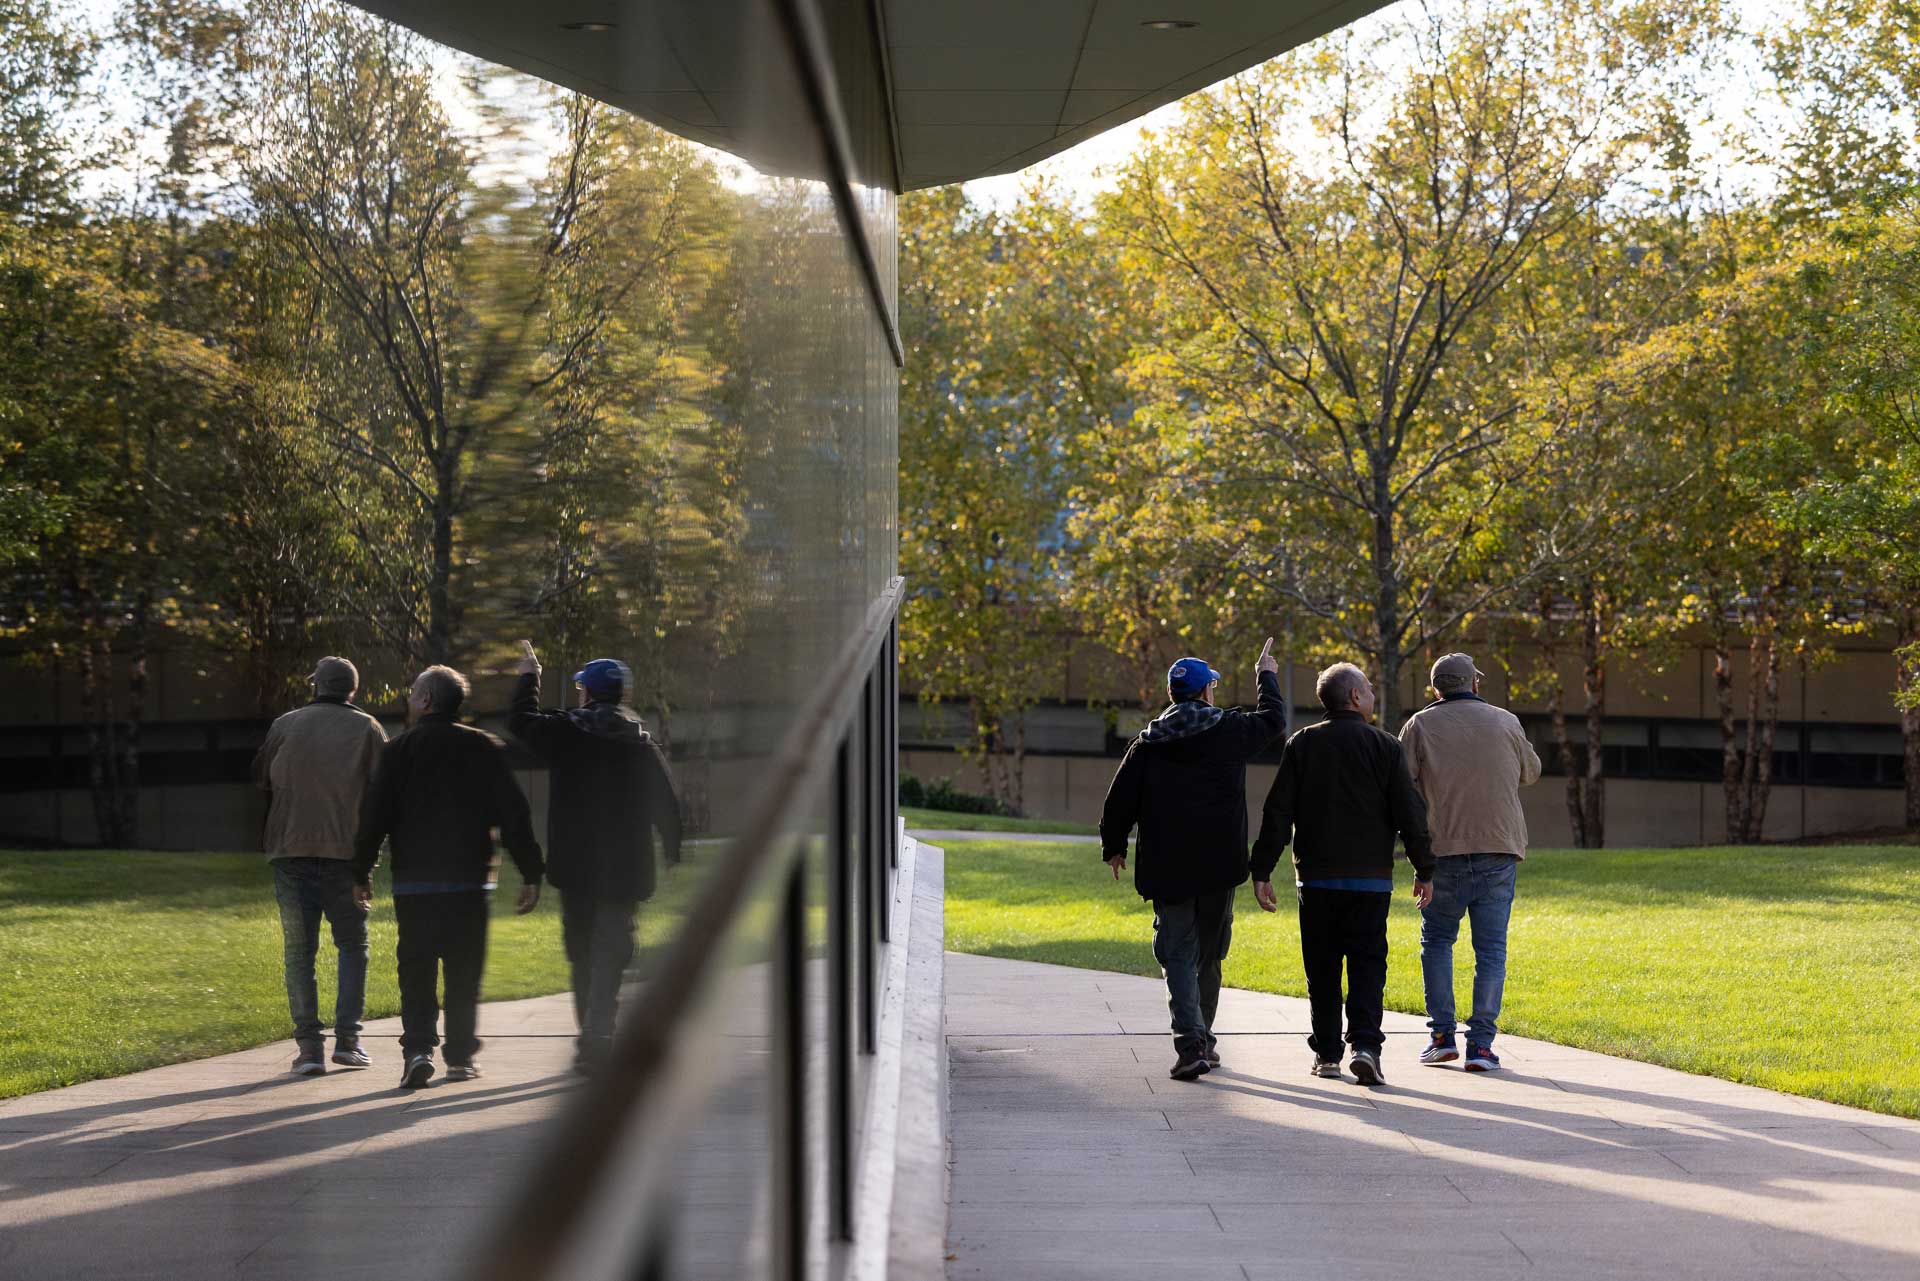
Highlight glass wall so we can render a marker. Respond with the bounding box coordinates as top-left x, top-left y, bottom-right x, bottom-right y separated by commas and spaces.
0, 0, 901, 1276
